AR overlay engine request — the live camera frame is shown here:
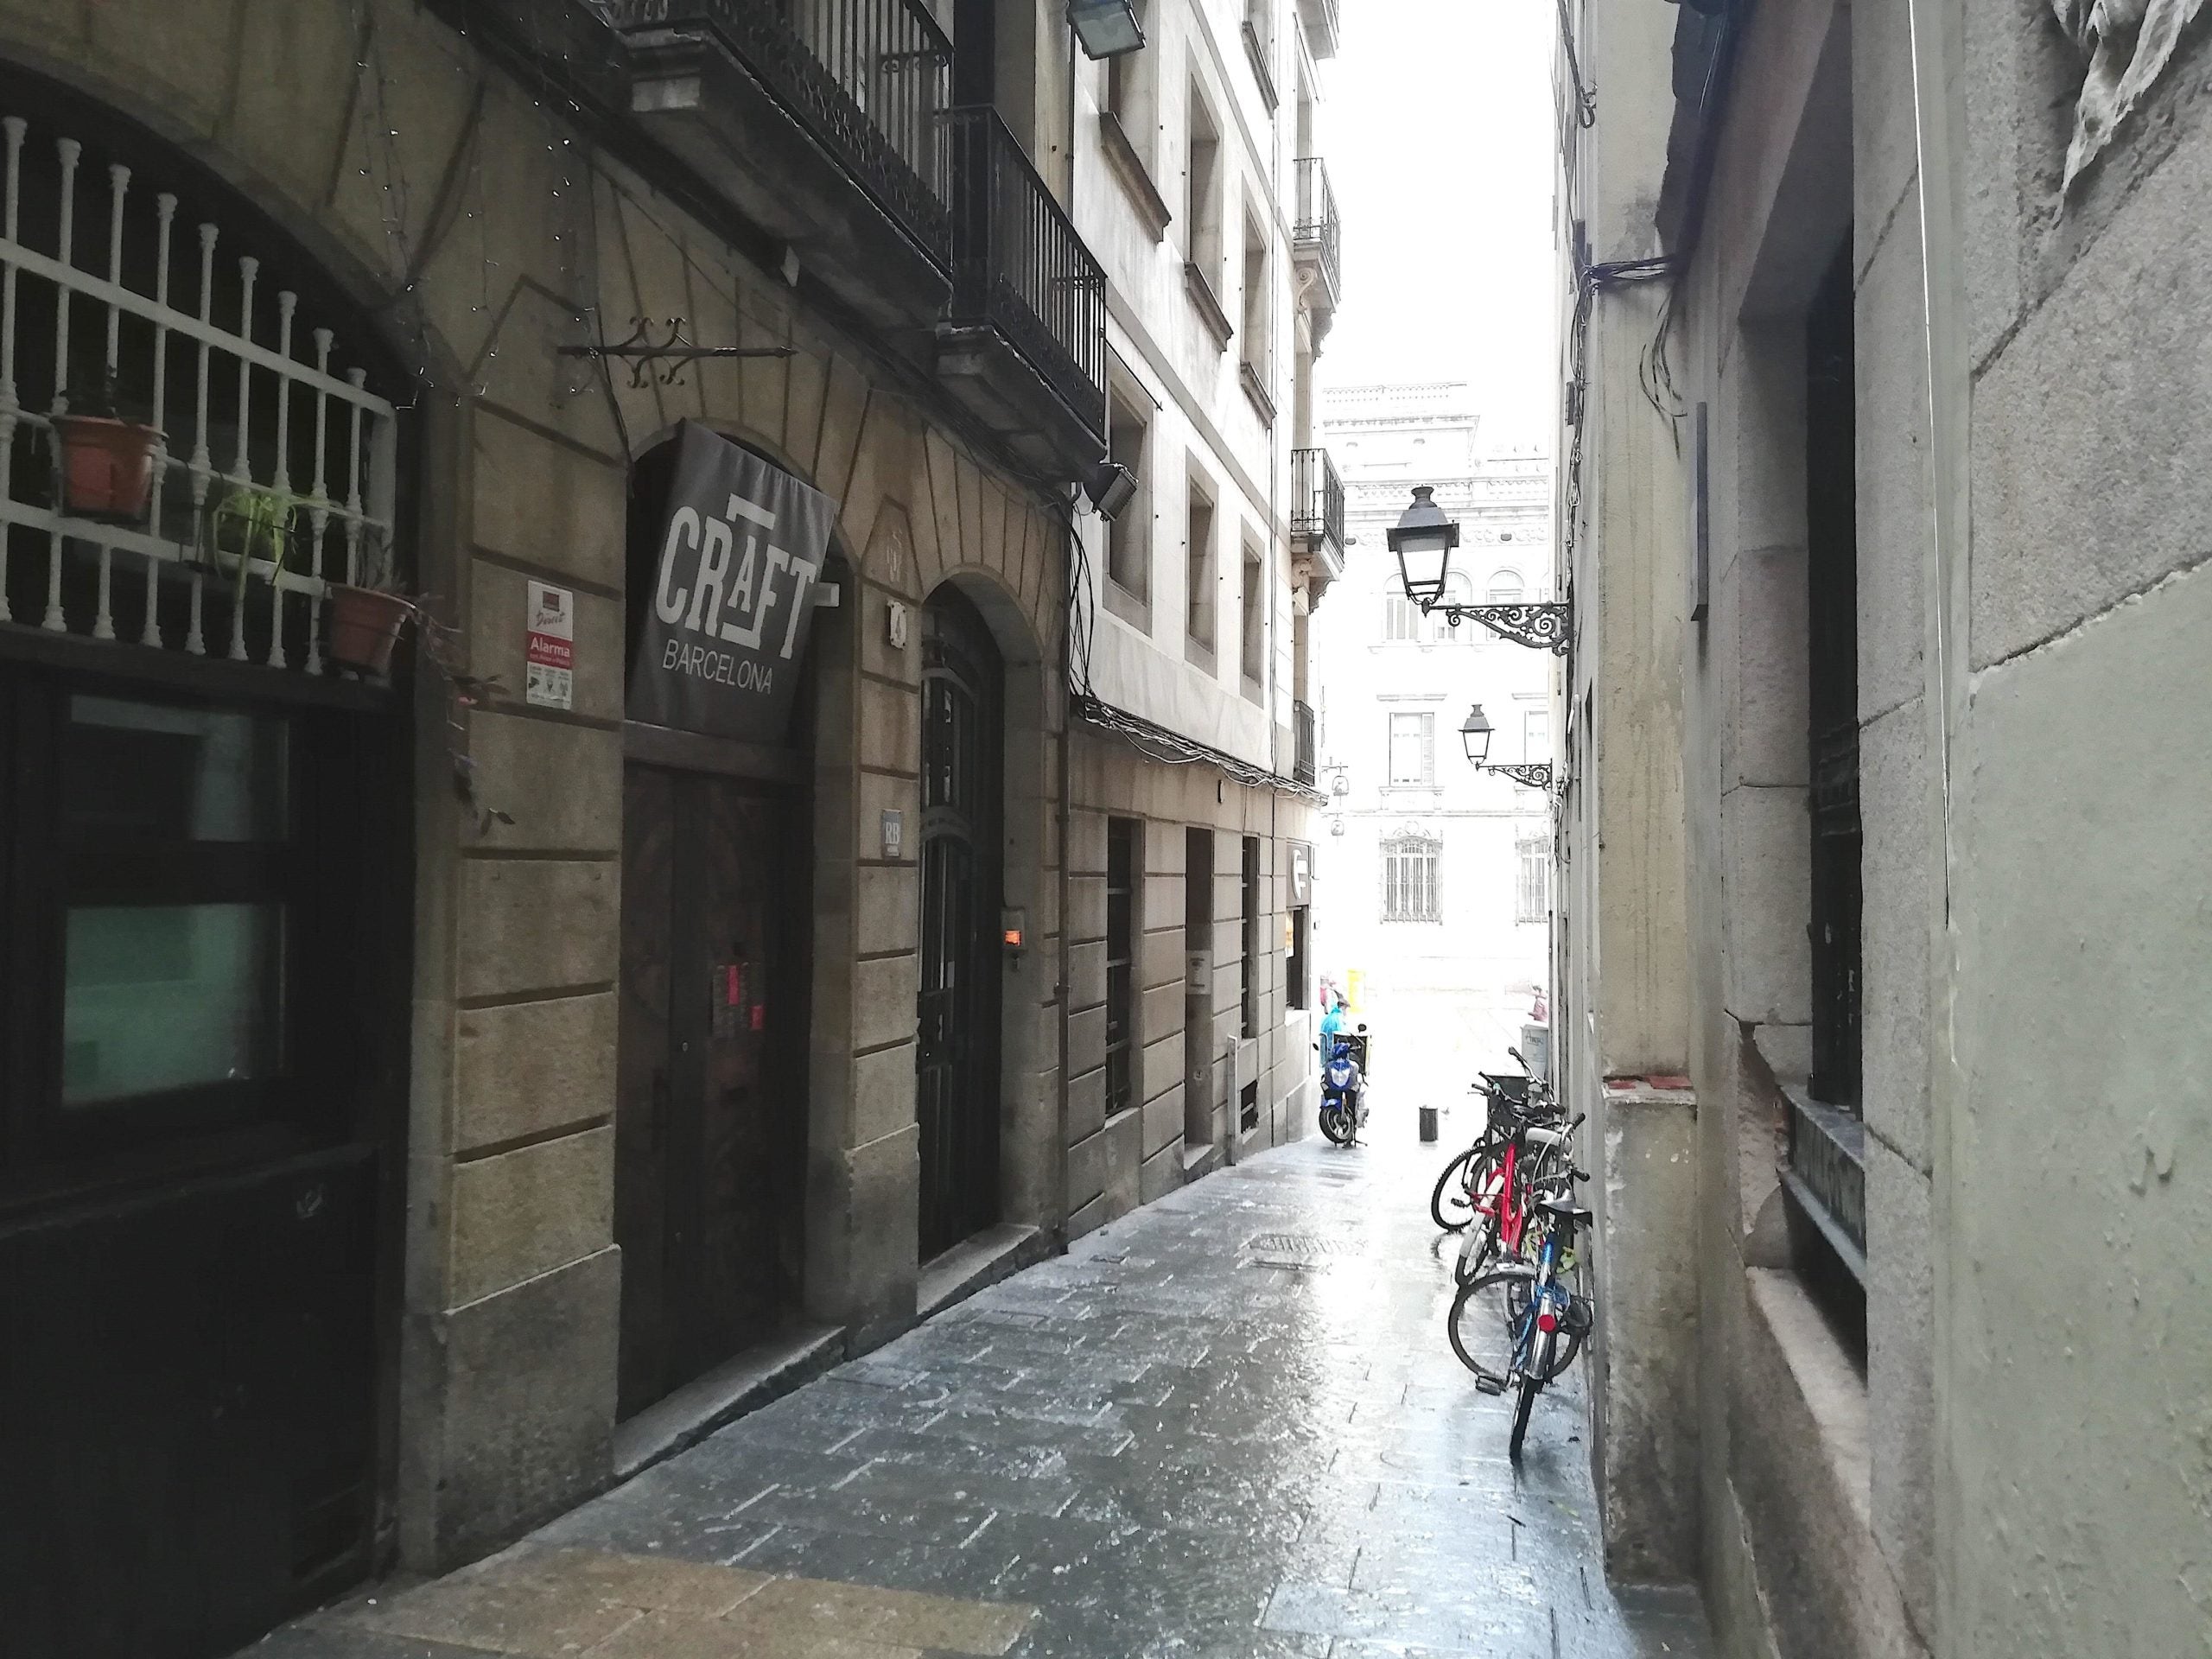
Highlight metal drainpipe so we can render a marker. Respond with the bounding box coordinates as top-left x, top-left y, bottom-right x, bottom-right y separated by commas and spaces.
1055, 498, 1076, 1251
